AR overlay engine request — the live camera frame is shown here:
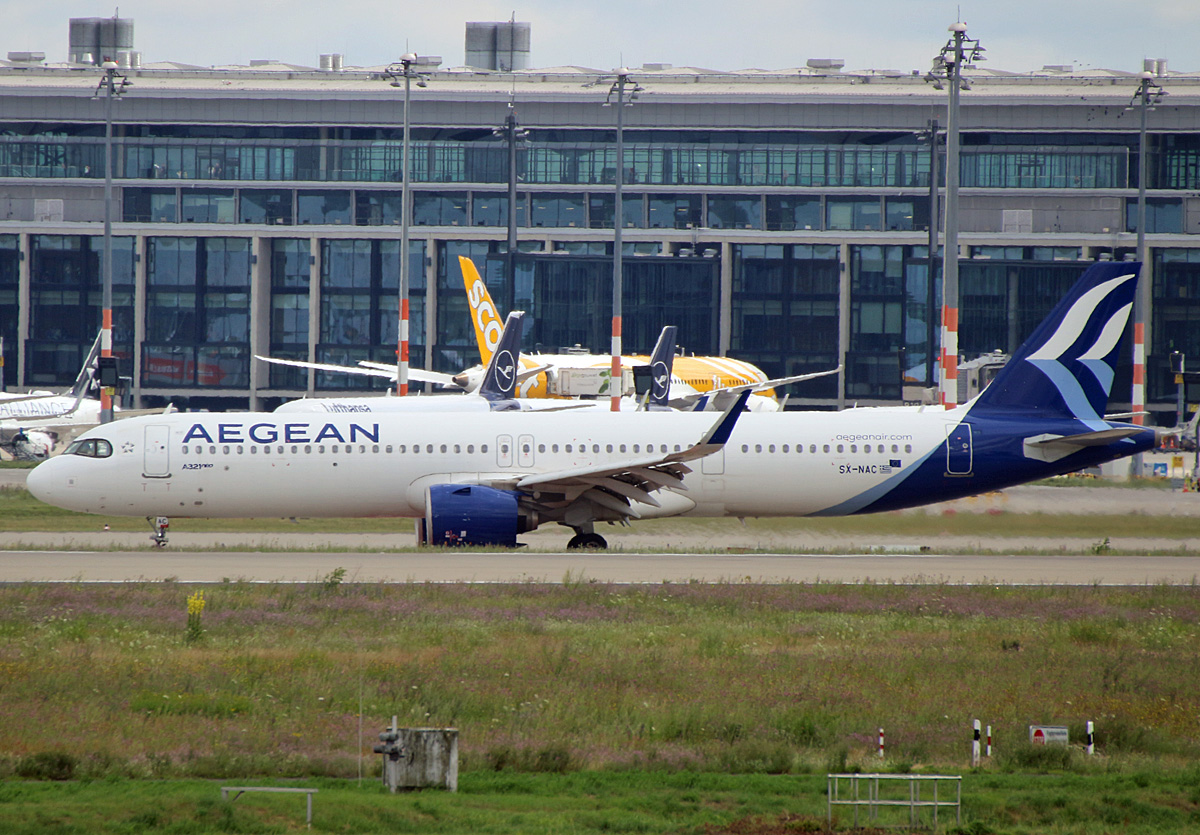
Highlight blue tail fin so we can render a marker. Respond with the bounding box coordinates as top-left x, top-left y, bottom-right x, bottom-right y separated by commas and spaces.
970, 261, 1139, 425
647, 325, 677, 410
479, 311, 525, 402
